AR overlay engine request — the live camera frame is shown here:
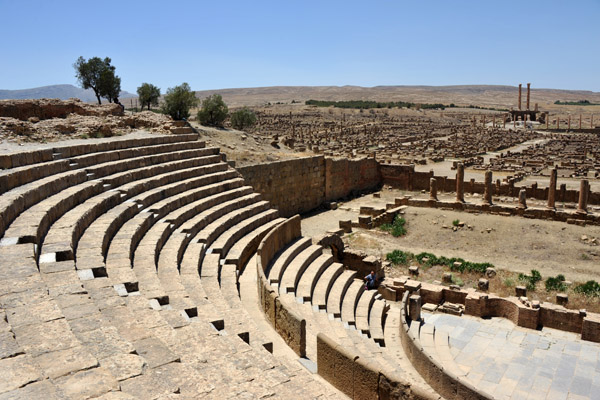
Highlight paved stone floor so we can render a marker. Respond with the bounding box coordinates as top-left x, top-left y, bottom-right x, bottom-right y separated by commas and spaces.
424, 312, 600, 400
